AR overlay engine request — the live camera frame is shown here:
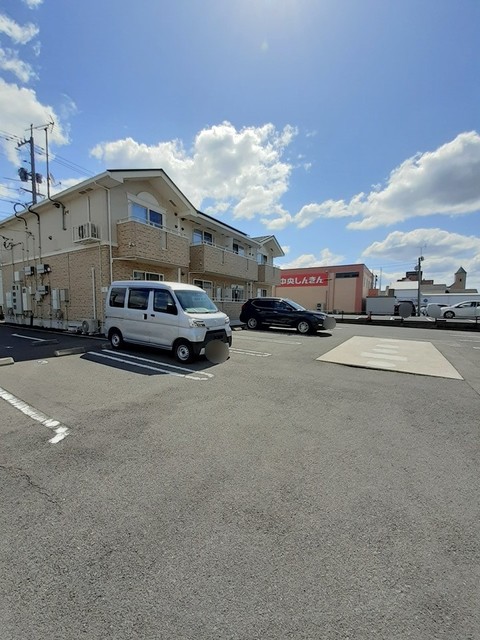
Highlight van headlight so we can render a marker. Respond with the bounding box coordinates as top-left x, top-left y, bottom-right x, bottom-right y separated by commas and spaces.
225, 316, 230, 324
189, 318, 206, 327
